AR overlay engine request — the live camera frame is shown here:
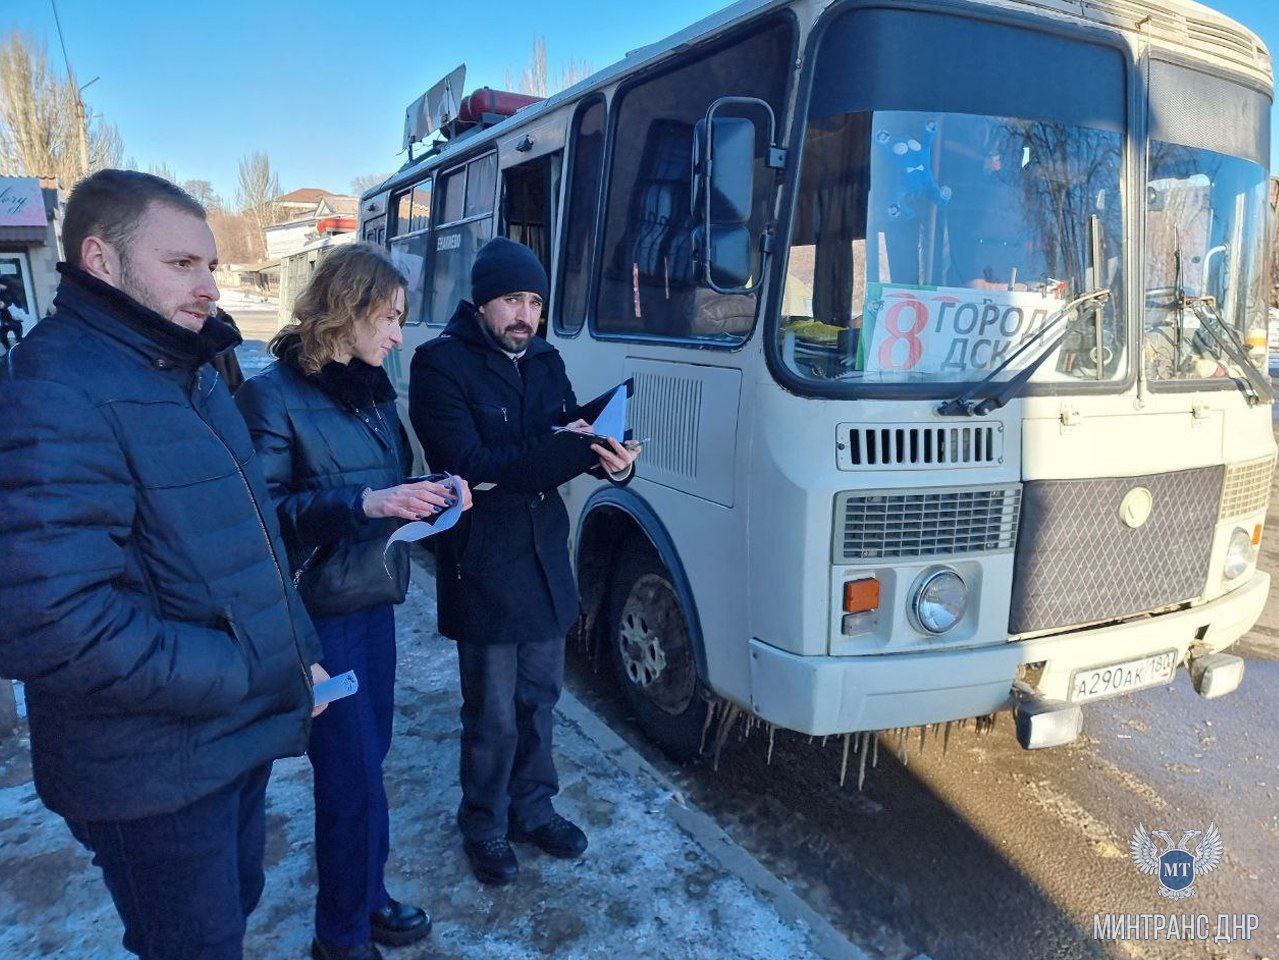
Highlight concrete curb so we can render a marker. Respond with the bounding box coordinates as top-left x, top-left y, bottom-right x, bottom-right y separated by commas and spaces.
554, 689, 881, 960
